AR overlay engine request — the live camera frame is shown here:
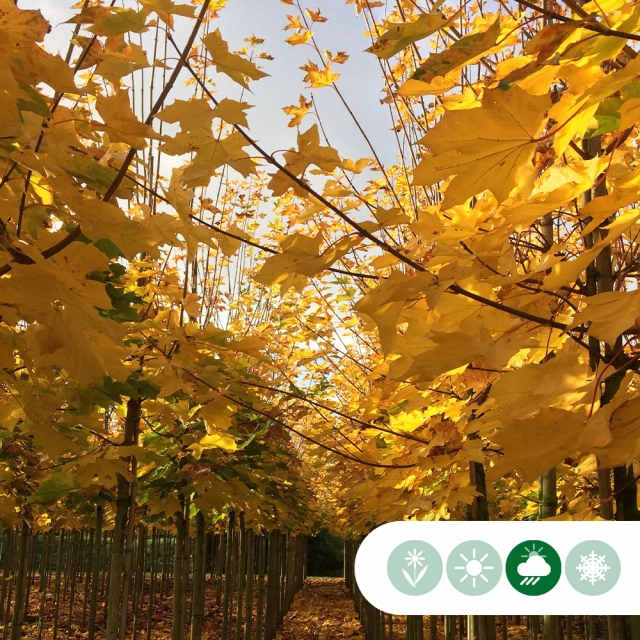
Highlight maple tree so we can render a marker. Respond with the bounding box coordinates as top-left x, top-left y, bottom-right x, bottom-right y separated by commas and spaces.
0, 0, 640, 638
